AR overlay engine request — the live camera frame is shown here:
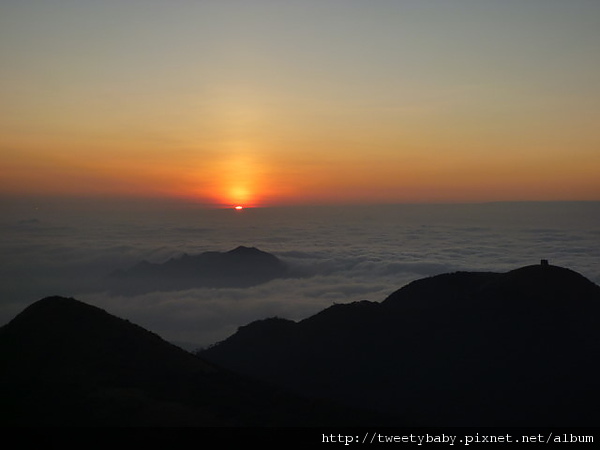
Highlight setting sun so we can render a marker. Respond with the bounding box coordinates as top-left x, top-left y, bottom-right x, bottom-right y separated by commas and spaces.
1, 1, 599, 207
201, 153, 272, 208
